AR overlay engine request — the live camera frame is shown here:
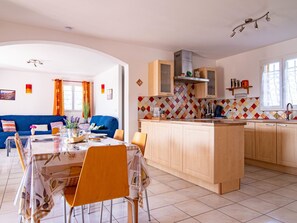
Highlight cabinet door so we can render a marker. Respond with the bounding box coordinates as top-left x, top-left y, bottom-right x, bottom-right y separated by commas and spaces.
277, 124, 297, 167
255, 123, 277, 163
244, 122, 255, 159
154, 123, 171, 167
148, 60, 174, 96
170, 125, 183, 171
183, 125, 213, 182
194, 68, 217, 98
